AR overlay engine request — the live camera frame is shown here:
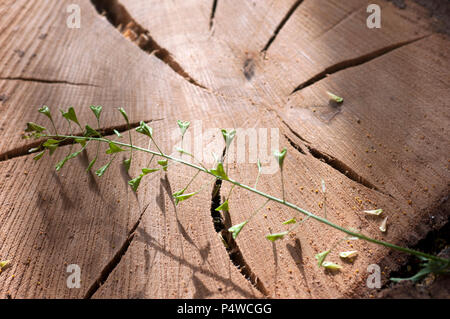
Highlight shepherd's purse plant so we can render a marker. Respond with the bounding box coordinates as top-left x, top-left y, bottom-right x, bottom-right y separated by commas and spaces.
23, 106, 450, 282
